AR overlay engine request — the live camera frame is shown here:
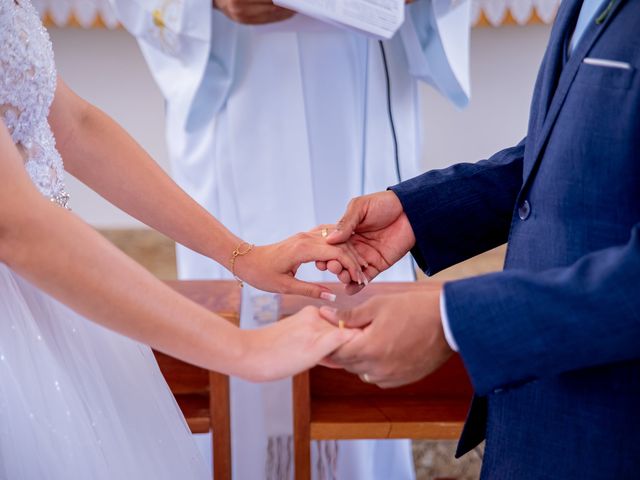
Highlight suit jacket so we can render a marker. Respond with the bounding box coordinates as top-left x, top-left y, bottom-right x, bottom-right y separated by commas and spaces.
391, 0, 640, 477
